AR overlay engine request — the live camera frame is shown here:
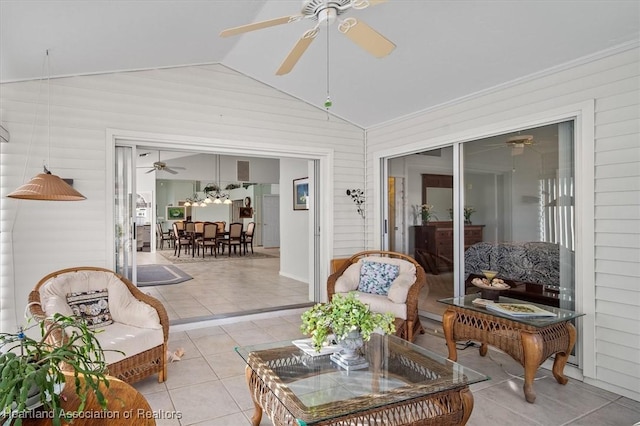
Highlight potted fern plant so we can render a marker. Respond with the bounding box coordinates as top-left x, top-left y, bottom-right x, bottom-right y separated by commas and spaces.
0, 313, 113, 426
